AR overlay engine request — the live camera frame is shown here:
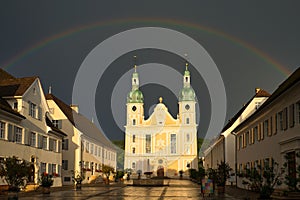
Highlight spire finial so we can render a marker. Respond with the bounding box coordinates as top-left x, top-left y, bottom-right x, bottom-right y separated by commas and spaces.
49, 85, 52, 94
159, 97, 163, 103
134, 55, 137, 72
184, 53, 189, 71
